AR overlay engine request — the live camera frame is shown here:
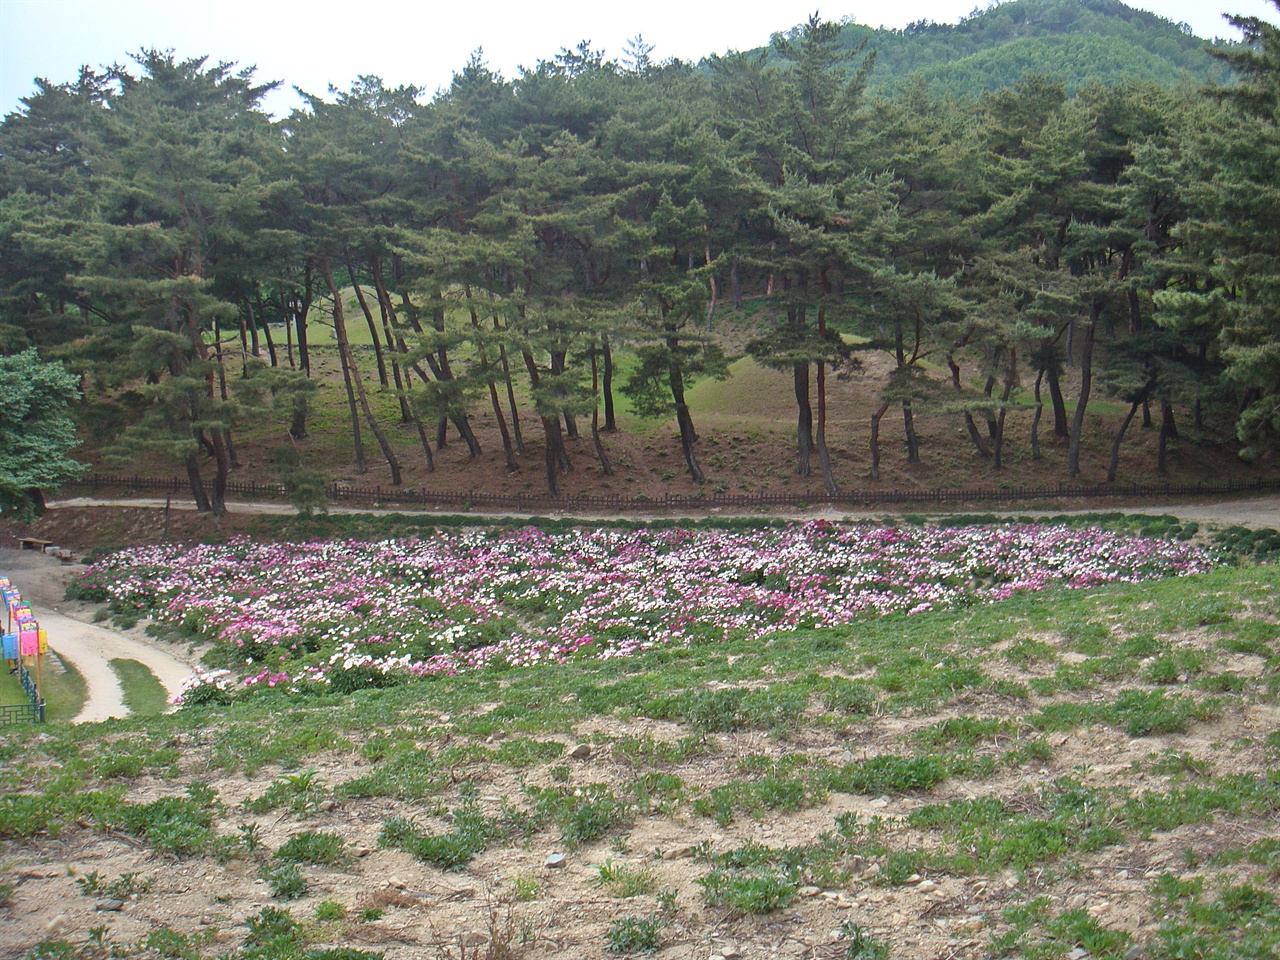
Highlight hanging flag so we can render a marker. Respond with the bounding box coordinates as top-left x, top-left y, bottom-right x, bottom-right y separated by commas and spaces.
19, 628, 38, 657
